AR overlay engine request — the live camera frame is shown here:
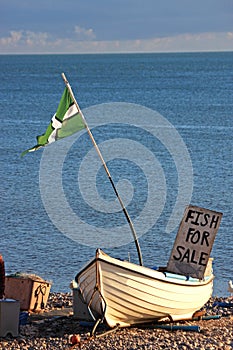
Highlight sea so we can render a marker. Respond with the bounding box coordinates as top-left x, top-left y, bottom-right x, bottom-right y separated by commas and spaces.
0, 52, 232, 296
